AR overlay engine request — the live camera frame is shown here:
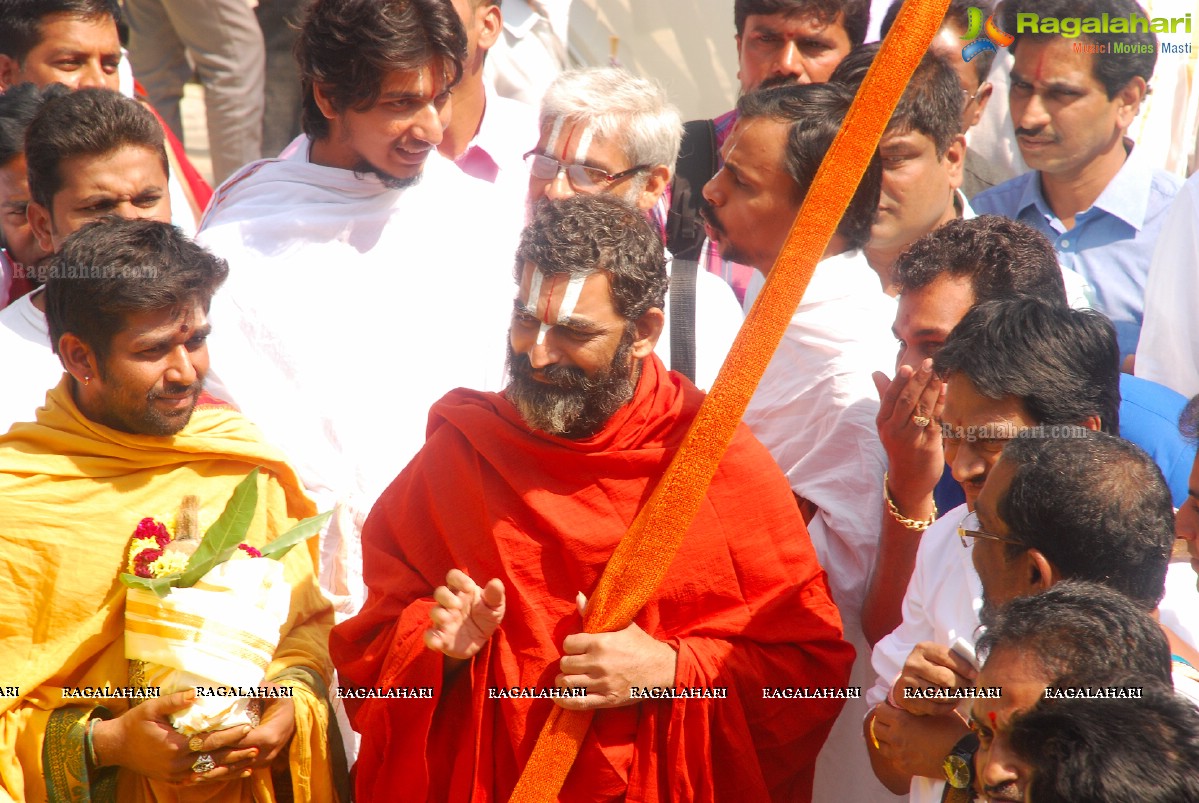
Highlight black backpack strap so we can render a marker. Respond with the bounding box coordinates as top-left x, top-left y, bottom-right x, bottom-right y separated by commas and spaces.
665, 119, 718, 261
669, 258, 699, 384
